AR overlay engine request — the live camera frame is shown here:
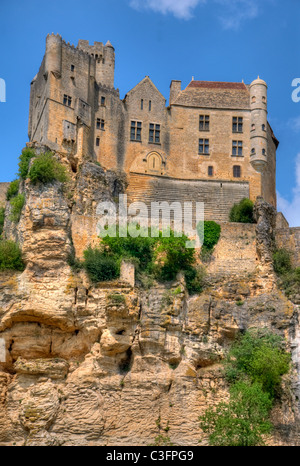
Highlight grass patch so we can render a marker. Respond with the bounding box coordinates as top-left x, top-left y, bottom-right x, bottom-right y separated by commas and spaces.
6, 179, 19, 200
0, 240, 25, 271
10, 194, 25, 223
